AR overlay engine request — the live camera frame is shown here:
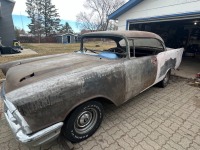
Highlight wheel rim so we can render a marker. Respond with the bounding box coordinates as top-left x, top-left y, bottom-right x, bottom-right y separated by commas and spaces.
74, 108, 98, 134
